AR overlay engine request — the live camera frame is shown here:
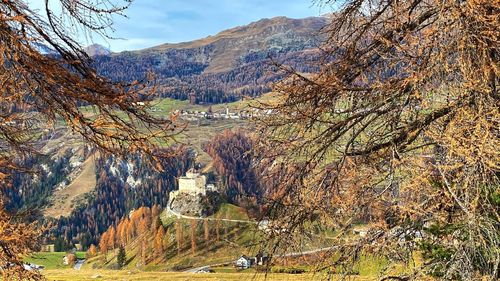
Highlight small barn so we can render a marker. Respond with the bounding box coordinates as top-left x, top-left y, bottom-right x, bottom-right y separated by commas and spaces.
40, 244, 55, 252
255, 252, 270, 266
